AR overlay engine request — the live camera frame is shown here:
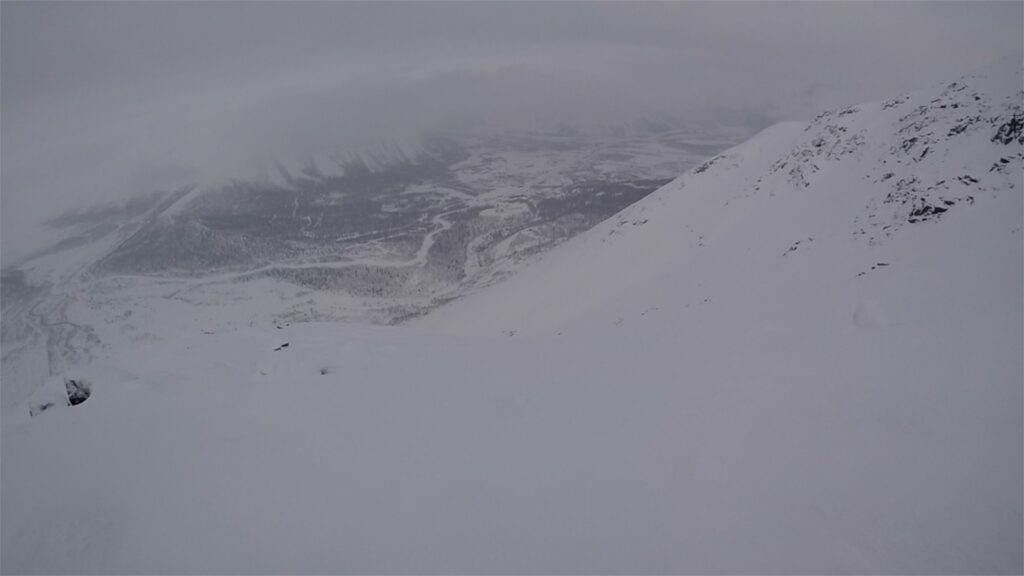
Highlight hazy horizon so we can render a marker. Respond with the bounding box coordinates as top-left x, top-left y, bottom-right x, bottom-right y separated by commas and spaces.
3, 1, 1021, 263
